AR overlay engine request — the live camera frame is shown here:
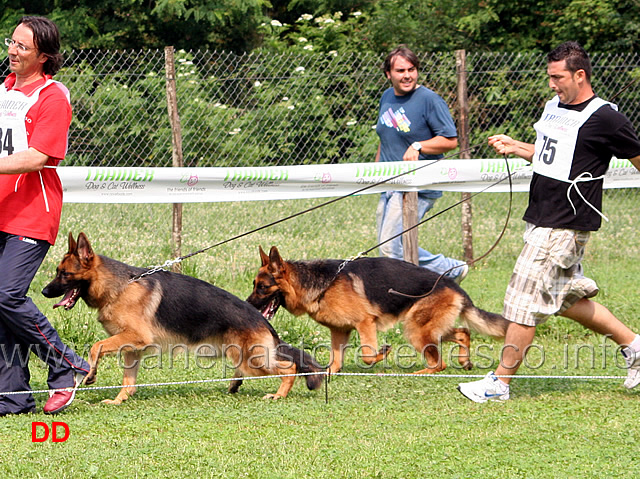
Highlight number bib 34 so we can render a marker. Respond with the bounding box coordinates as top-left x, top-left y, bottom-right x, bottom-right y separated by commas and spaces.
0, 79, 57, 157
